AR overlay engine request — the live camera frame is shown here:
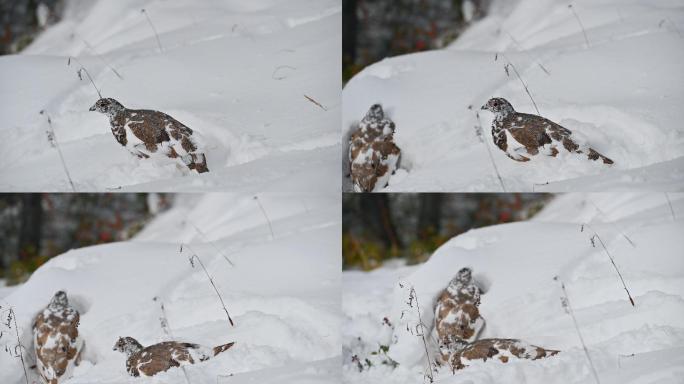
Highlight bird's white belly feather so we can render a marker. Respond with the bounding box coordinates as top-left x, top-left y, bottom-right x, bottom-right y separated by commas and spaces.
123, 121, 147, 148
505, 129, 525, 150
